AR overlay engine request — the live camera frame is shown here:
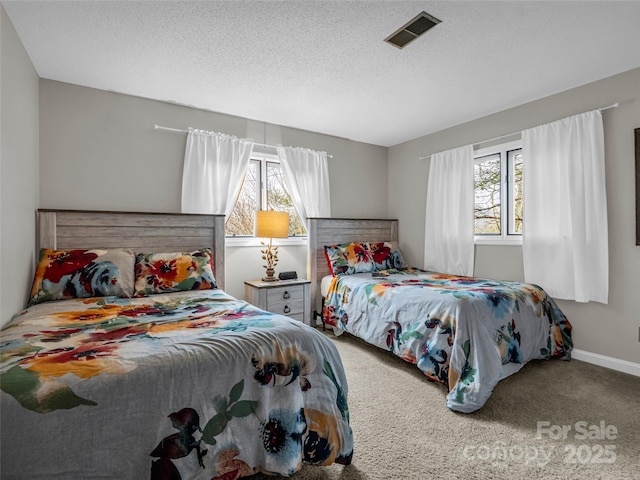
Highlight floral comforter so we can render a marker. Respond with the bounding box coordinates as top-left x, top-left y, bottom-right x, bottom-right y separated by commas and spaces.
323, 269, 572, 413
0, 290, 353, 479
